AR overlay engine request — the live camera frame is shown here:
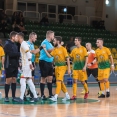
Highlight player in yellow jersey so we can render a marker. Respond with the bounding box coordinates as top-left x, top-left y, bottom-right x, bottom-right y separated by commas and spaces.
70, 37, 89, 99
0, 43, 5, 76
43, 36, 71, 101
95, 38, 114, 98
